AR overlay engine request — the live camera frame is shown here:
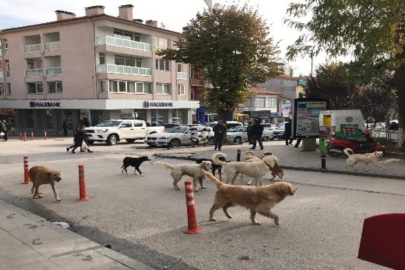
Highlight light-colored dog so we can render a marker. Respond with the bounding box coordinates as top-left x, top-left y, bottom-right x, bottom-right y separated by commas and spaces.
202, 170, 296, 225
243, 150, 284, 181
154, 161, 212, 191
29, 166, 62, 201
213, 153, 277, 186
344, 148, 385, 171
